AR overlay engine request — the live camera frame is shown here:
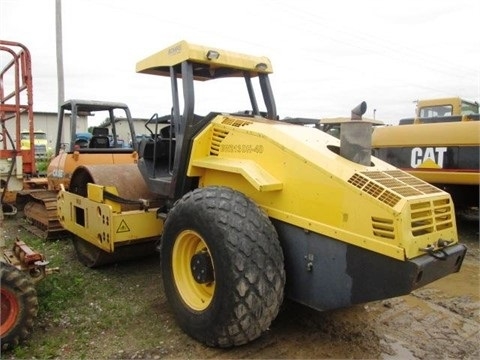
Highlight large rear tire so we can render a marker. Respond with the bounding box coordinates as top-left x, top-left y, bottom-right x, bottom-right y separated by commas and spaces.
161, 186, 285, 347
0, 263, 38, 350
